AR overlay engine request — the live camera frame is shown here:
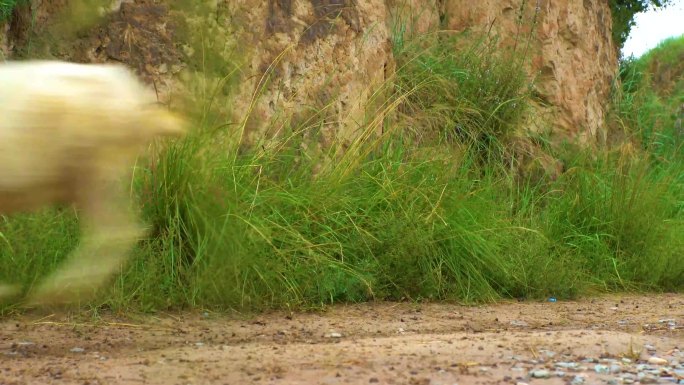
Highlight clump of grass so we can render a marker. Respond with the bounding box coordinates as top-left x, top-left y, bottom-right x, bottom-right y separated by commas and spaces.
112, 128, 520, 310
0, 208, 79, 309
559, 37, 684, 287
543, 147, 683, 291
0, 0, 22, 21
393, 31, 531, 159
